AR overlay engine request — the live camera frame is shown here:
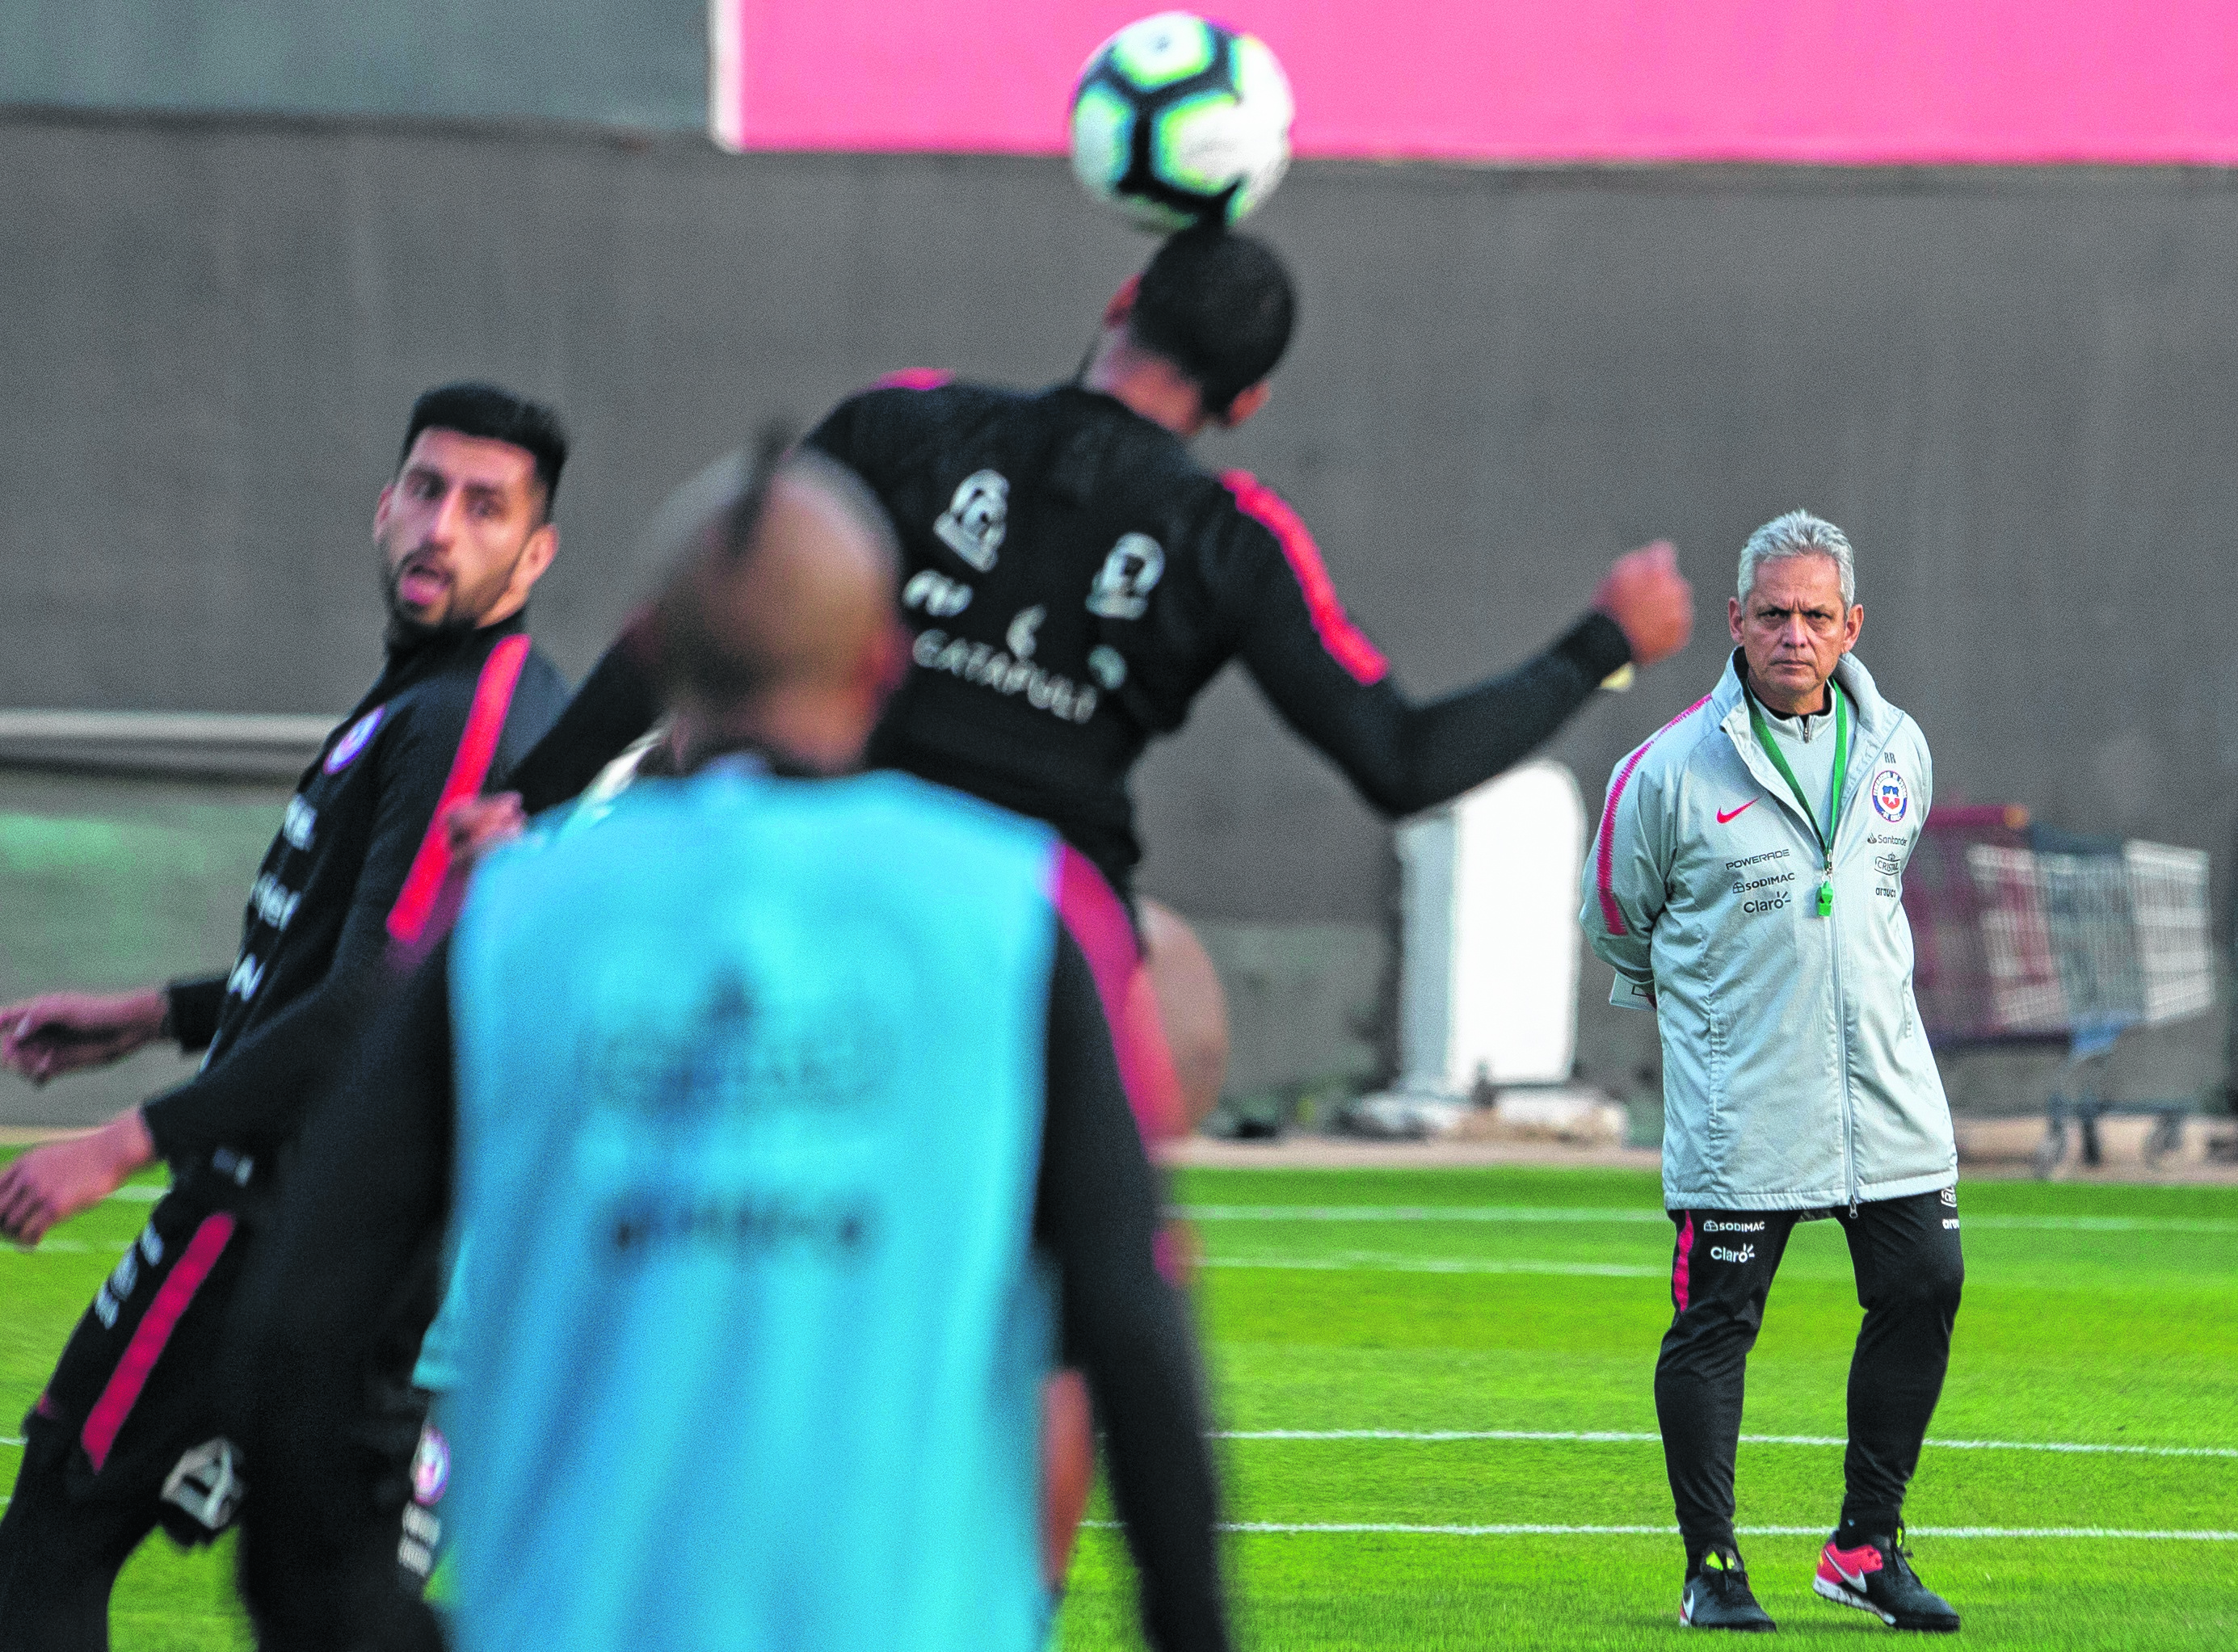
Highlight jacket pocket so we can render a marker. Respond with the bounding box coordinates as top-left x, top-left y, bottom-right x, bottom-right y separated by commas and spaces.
1702, 995, 1729, 1144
